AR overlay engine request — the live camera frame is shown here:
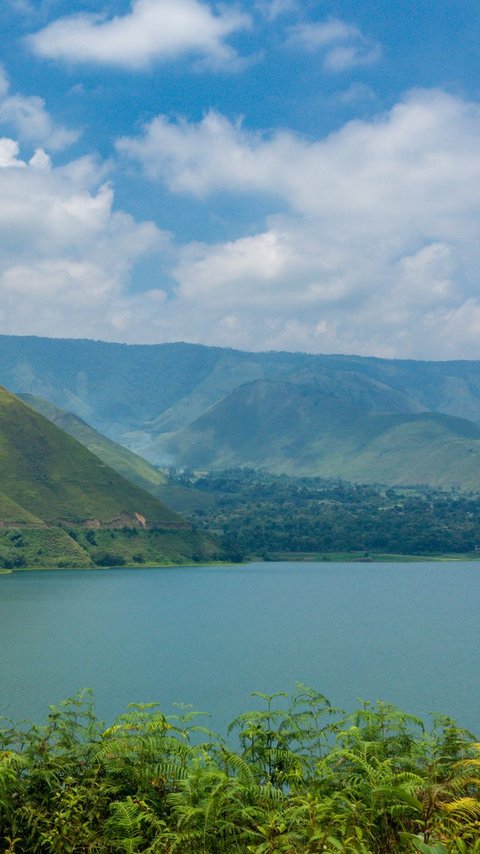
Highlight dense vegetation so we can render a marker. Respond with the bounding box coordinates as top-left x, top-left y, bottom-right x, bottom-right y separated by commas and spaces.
173, 469, 480, 560
0, 526, 220, 569
1, 688, 479, 853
